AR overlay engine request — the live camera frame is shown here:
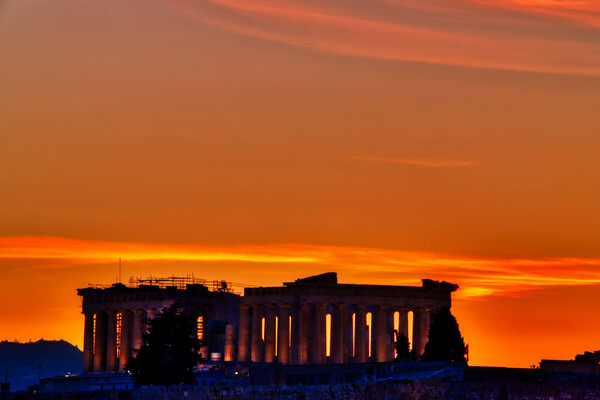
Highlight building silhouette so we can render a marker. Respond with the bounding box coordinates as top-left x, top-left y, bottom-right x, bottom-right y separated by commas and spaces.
78, 273, 458, 373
